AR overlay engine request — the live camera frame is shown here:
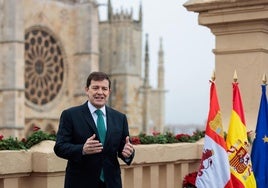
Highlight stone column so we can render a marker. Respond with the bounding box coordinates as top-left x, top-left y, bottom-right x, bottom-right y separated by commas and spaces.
73, 0, 99, 101
0, 0, 25, 137
184, 0, 268, 131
